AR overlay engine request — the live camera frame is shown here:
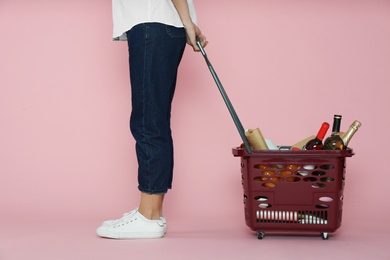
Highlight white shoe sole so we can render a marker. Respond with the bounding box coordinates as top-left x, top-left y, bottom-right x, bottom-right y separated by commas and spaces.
96, 228, 165, 239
